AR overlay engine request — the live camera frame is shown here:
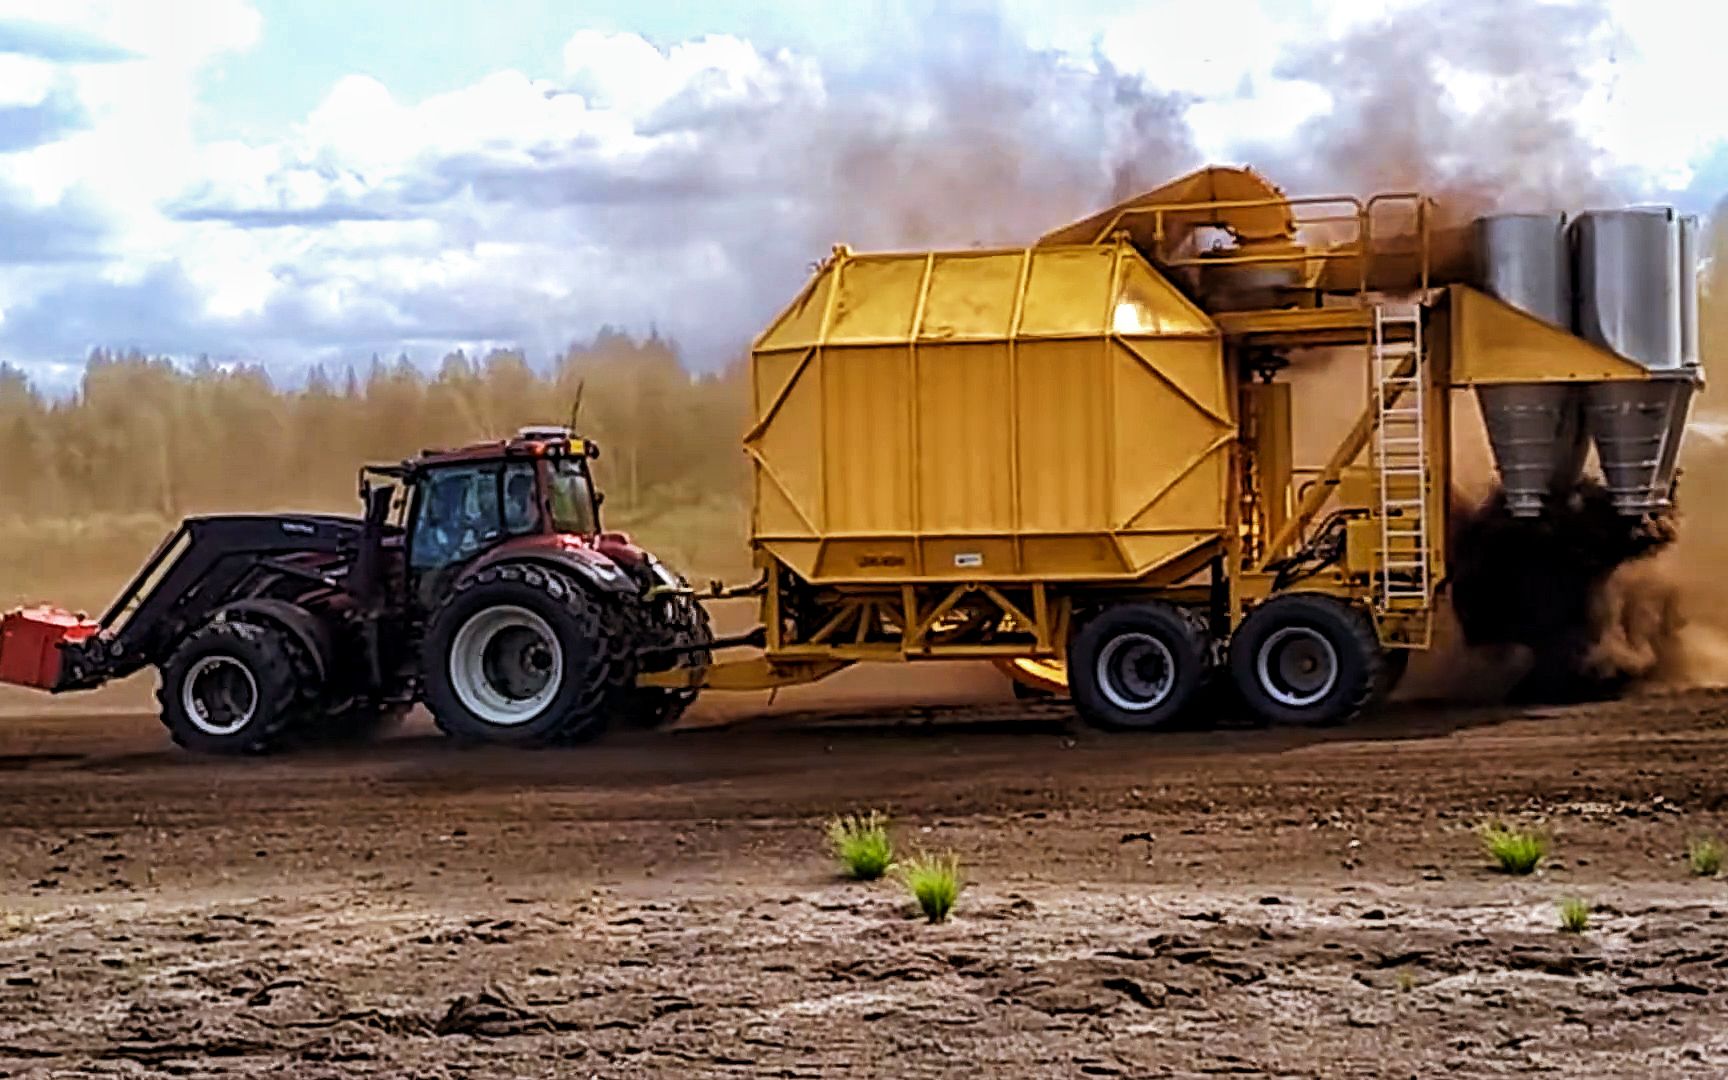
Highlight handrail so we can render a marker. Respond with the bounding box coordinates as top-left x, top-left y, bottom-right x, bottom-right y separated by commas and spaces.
1094, 188, 1435, 303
